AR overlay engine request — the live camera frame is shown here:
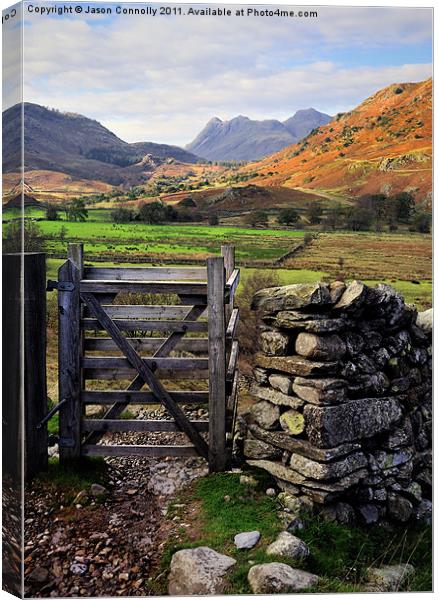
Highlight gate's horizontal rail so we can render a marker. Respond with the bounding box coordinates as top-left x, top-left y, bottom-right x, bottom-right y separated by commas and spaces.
82, 419, 209, 432
84, 367, 209, 380
82, 319, 208, 332
82, 444, 199, 457
84, 337, 208, 354
226, 308, 240, 341
226, 341, 239, 382
84, 266, 207, 281
80, 280, 208, 295
82, 390, 209, 404
82, 357, 208, 370
83, 305, 208, 319
225, 269, 240, 302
